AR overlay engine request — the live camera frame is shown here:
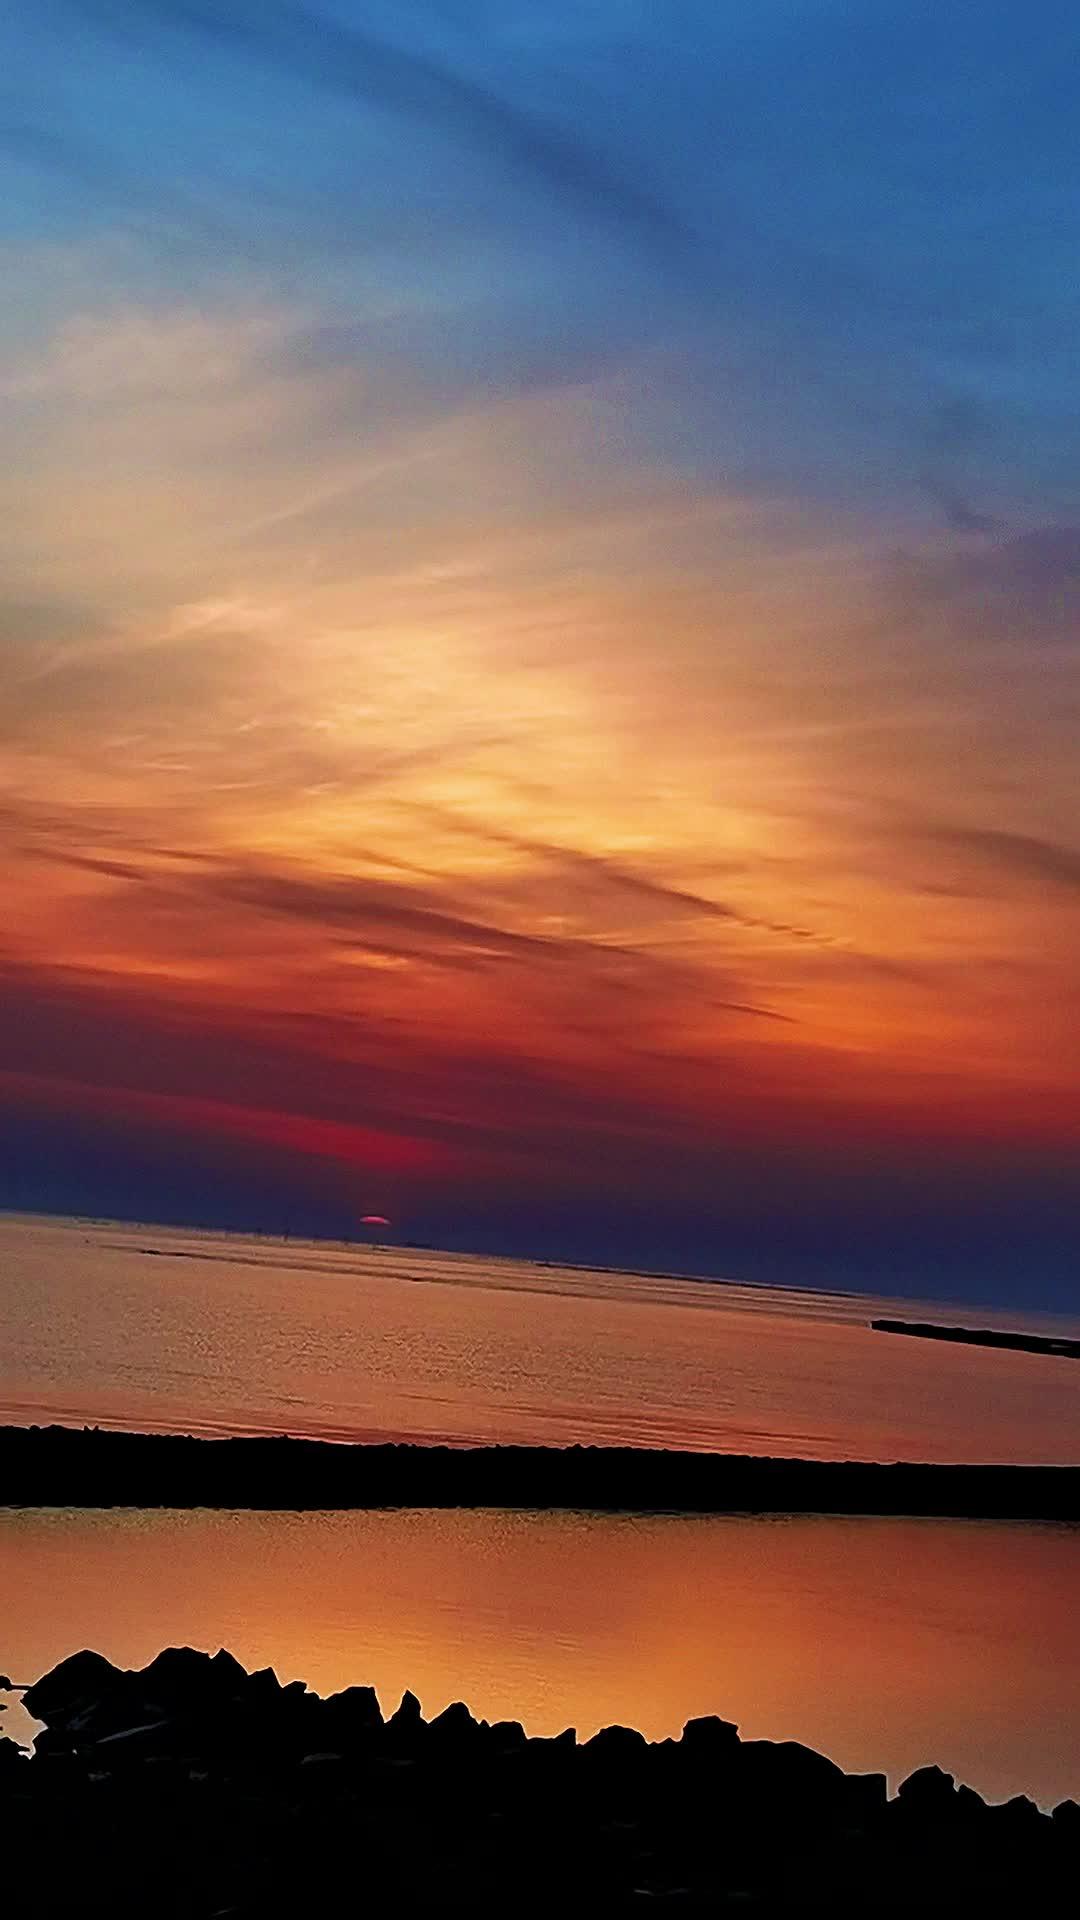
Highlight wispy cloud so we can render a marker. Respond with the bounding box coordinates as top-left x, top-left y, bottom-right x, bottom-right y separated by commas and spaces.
399, 806, 829, 945
924, 826, 1080, 896
69, 0, 694, 271
3, 0, 1080, 1284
